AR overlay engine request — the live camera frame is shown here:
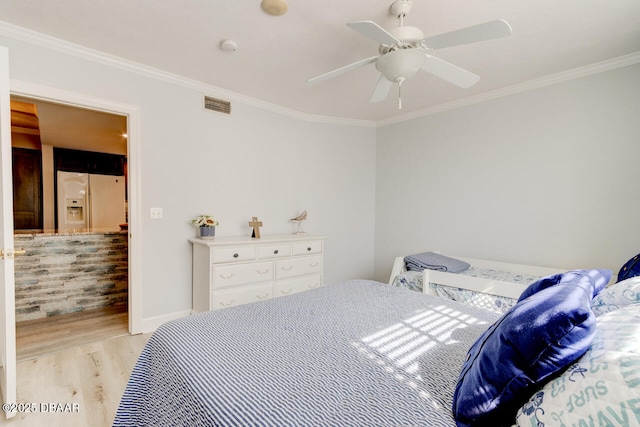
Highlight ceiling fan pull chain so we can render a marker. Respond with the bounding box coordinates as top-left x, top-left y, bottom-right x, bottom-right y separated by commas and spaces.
397, 77, 405, 109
